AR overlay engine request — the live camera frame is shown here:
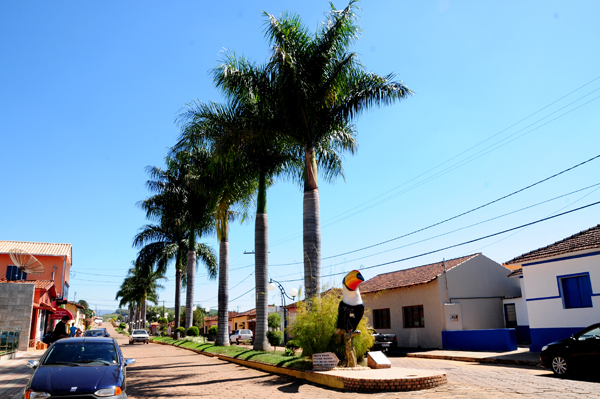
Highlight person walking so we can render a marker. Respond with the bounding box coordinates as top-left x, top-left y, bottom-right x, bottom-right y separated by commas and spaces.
69, 323, 78, 337
52, 316, 71, 342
